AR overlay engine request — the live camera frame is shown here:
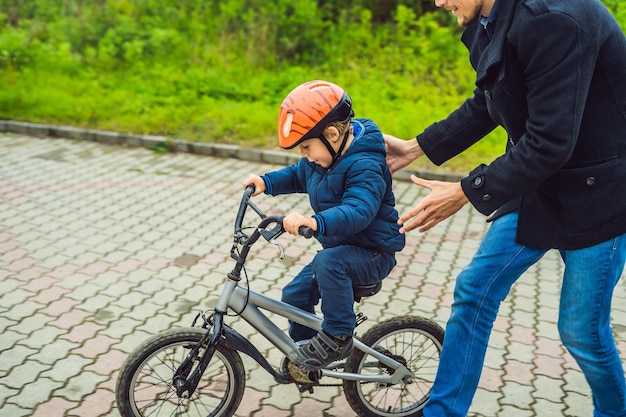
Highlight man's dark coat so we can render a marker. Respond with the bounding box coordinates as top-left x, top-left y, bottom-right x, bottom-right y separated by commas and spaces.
418, 0, 626, 250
